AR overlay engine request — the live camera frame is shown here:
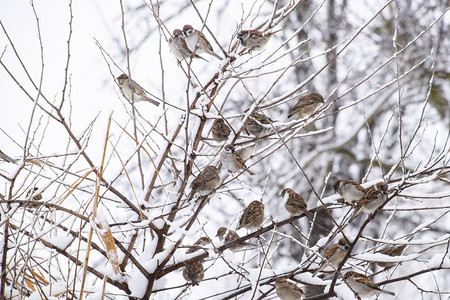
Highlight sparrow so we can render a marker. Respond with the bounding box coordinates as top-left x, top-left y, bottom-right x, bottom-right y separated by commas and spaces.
220, 144, 255, 175
183, 260, 204, 286
168, 29, 207, 62
189, 166, 221, 198
281, 188, 308, 216
244, 111, 273, 138
288, 92, 324, 119
237, 29, 281, 52
237, 200, 265, 230
313, 238, 350, 277
216, 227, 250, 251
235, 143, 256, 161
27, 187, 42, 201
349, 182, 389, 222
186, 237, 211, 254
116, 74, 160, 106
211, 118, 231, 141
375, 244, 407, 268
275, 278, 304, 300
344, 271, 395, 298
182, 24, 222, 60
334, 180, 366, 204
0, 150, 17, 164
183, 237, 210, 285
